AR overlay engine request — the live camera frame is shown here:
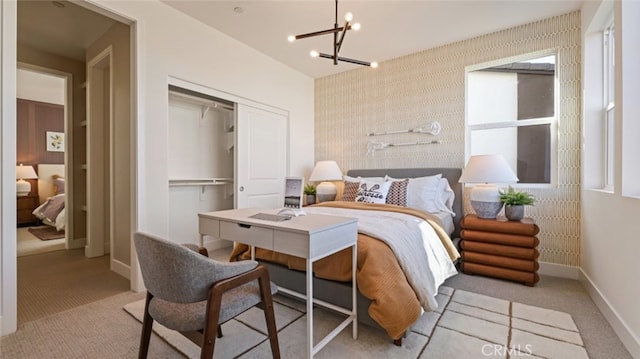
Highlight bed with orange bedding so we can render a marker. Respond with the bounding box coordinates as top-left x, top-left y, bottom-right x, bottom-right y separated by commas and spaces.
230, 168, 463, 341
